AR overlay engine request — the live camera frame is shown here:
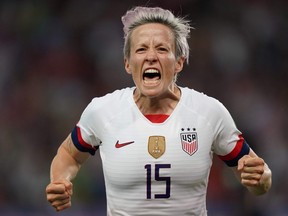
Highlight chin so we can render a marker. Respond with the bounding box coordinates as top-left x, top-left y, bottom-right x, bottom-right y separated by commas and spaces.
141, 88, 163, 98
